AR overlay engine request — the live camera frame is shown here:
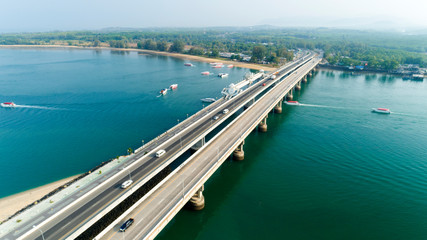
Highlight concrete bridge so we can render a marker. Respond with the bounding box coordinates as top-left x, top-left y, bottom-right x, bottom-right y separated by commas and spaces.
100, 56, 321, 240
4, 53, 319, 240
